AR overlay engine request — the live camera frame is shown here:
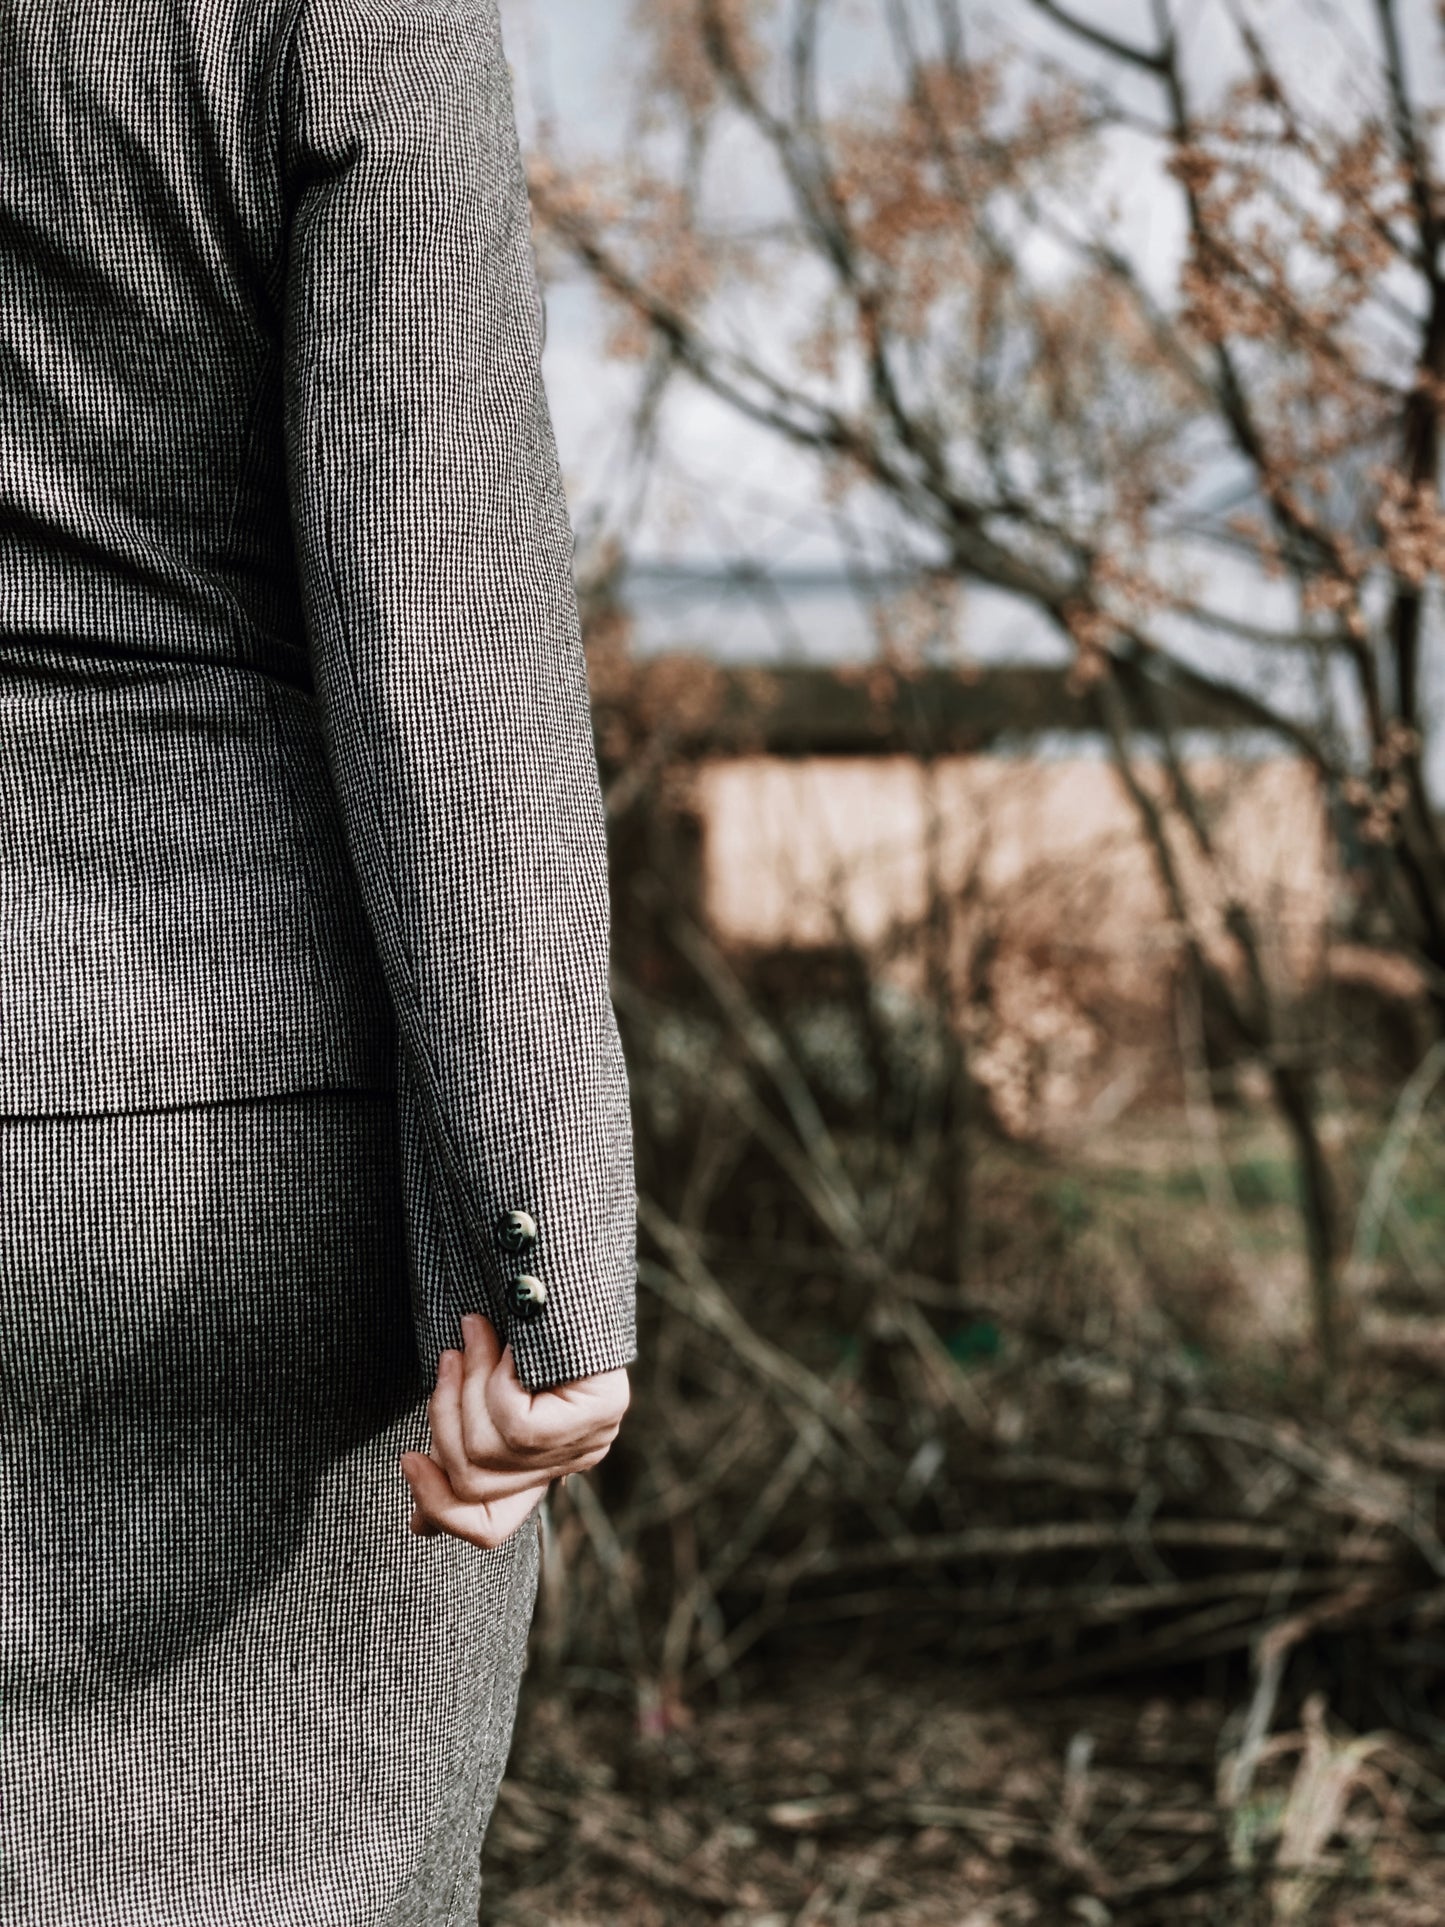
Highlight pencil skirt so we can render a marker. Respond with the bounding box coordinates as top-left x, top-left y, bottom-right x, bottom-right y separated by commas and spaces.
0, 1088, 540, 1927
